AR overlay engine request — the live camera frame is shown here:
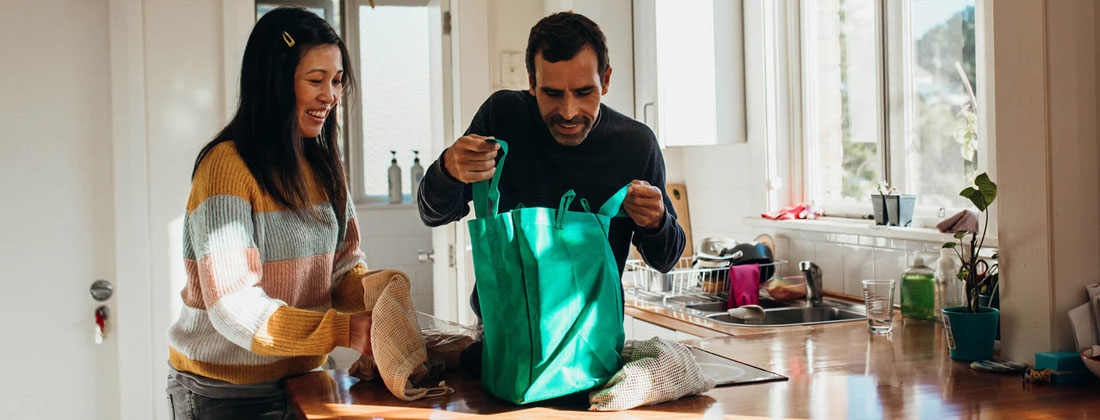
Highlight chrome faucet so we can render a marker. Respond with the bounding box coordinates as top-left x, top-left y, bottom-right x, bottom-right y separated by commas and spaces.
799, 261, 823, 305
